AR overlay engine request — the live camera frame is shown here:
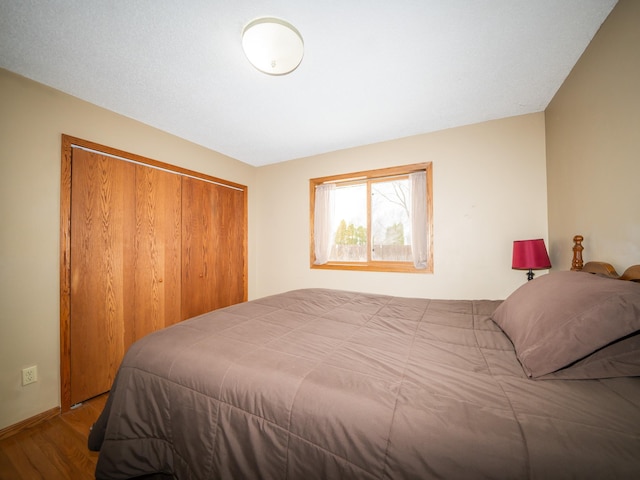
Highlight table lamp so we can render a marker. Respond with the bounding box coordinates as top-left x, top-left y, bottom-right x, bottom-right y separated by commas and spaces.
512, 239, 551, 281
